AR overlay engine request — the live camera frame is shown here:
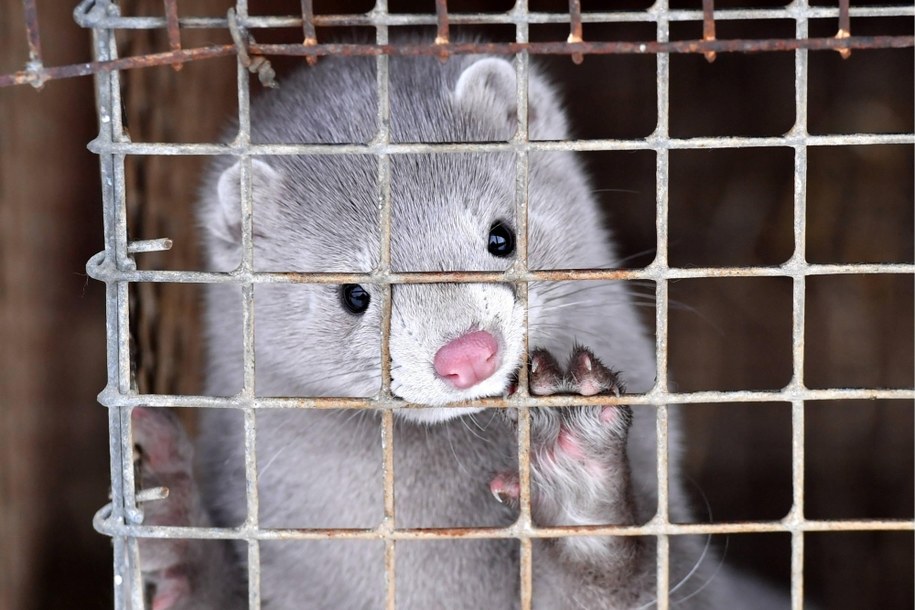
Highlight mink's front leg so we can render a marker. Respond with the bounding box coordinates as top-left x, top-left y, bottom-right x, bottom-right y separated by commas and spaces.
492, 348, 655, 609
131, 408, 246, 610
